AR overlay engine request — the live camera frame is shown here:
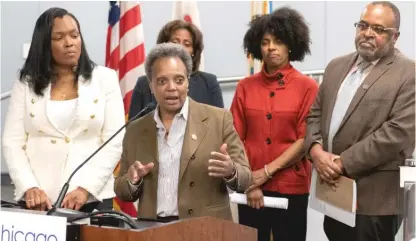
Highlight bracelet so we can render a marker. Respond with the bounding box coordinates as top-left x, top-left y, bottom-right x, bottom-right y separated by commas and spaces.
264, 165, 273, 179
